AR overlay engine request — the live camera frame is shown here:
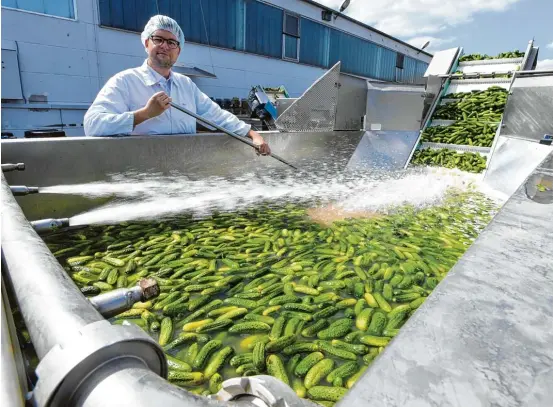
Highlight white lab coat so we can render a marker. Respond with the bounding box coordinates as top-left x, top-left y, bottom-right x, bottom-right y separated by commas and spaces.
84, 60, 250, 137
